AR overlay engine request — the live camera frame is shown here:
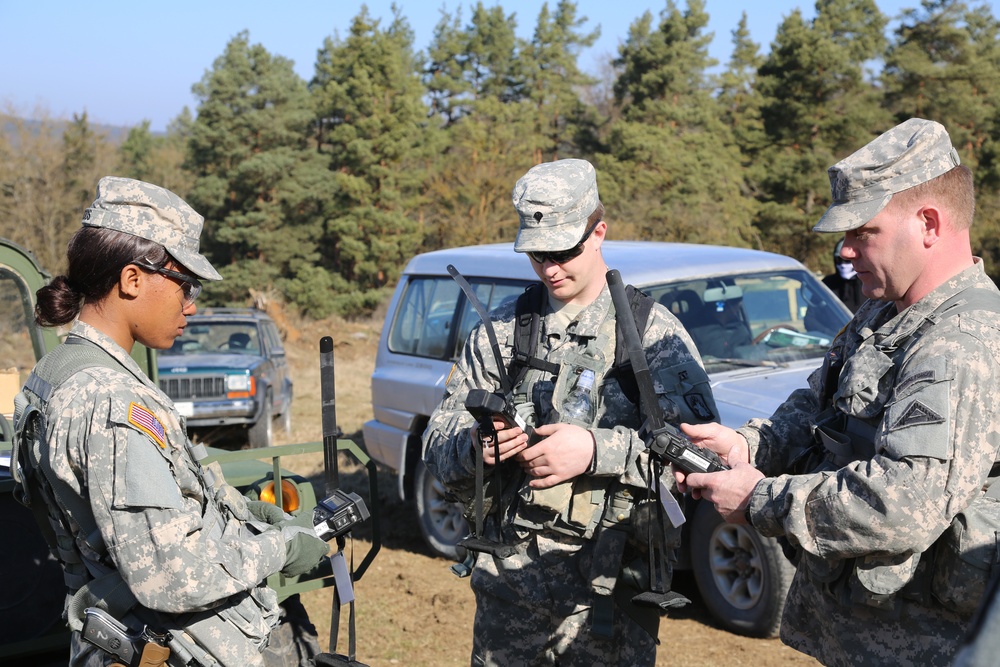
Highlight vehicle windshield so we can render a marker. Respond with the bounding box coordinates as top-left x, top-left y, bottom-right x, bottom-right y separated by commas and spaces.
644, 269, 851, 371
164, 322, 260, 356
